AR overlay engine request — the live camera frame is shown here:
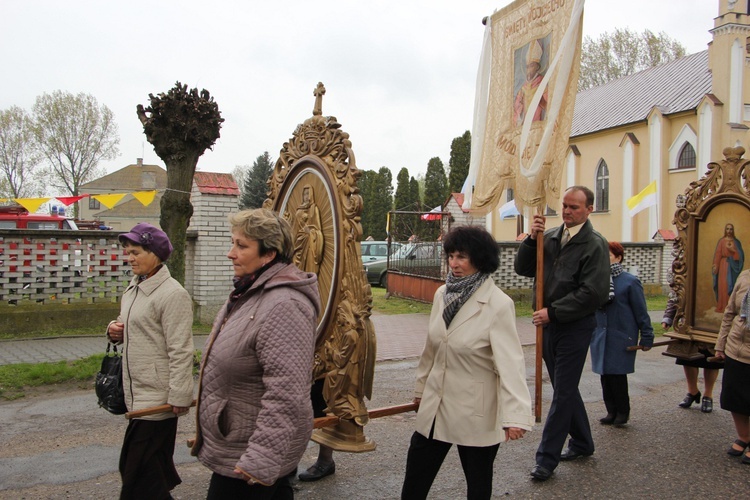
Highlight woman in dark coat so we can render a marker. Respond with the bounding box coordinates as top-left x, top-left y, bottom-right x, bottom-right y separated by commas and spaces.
590, 242, 653, 427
